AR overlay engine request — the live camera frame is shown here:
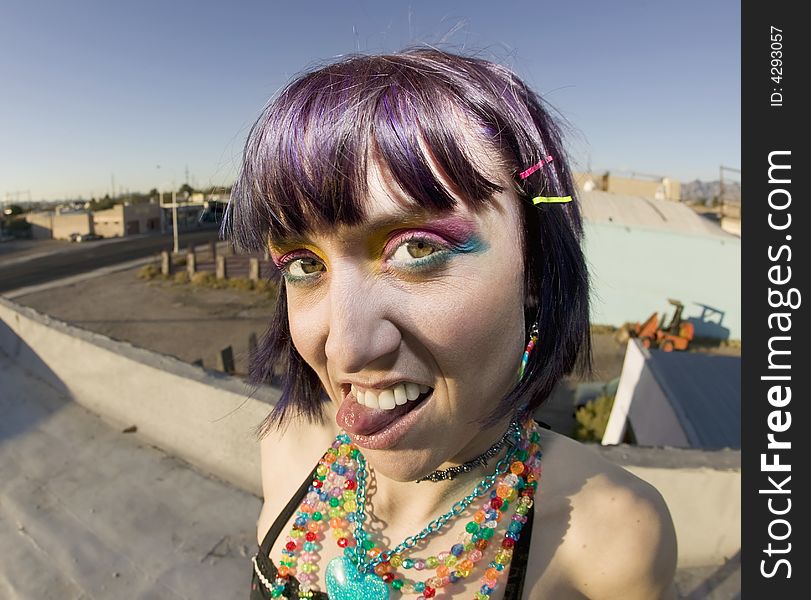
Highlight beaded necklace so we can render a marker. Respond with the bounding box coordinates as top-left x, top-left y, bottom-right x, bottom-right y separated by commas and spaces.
257, 419, 542, 599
